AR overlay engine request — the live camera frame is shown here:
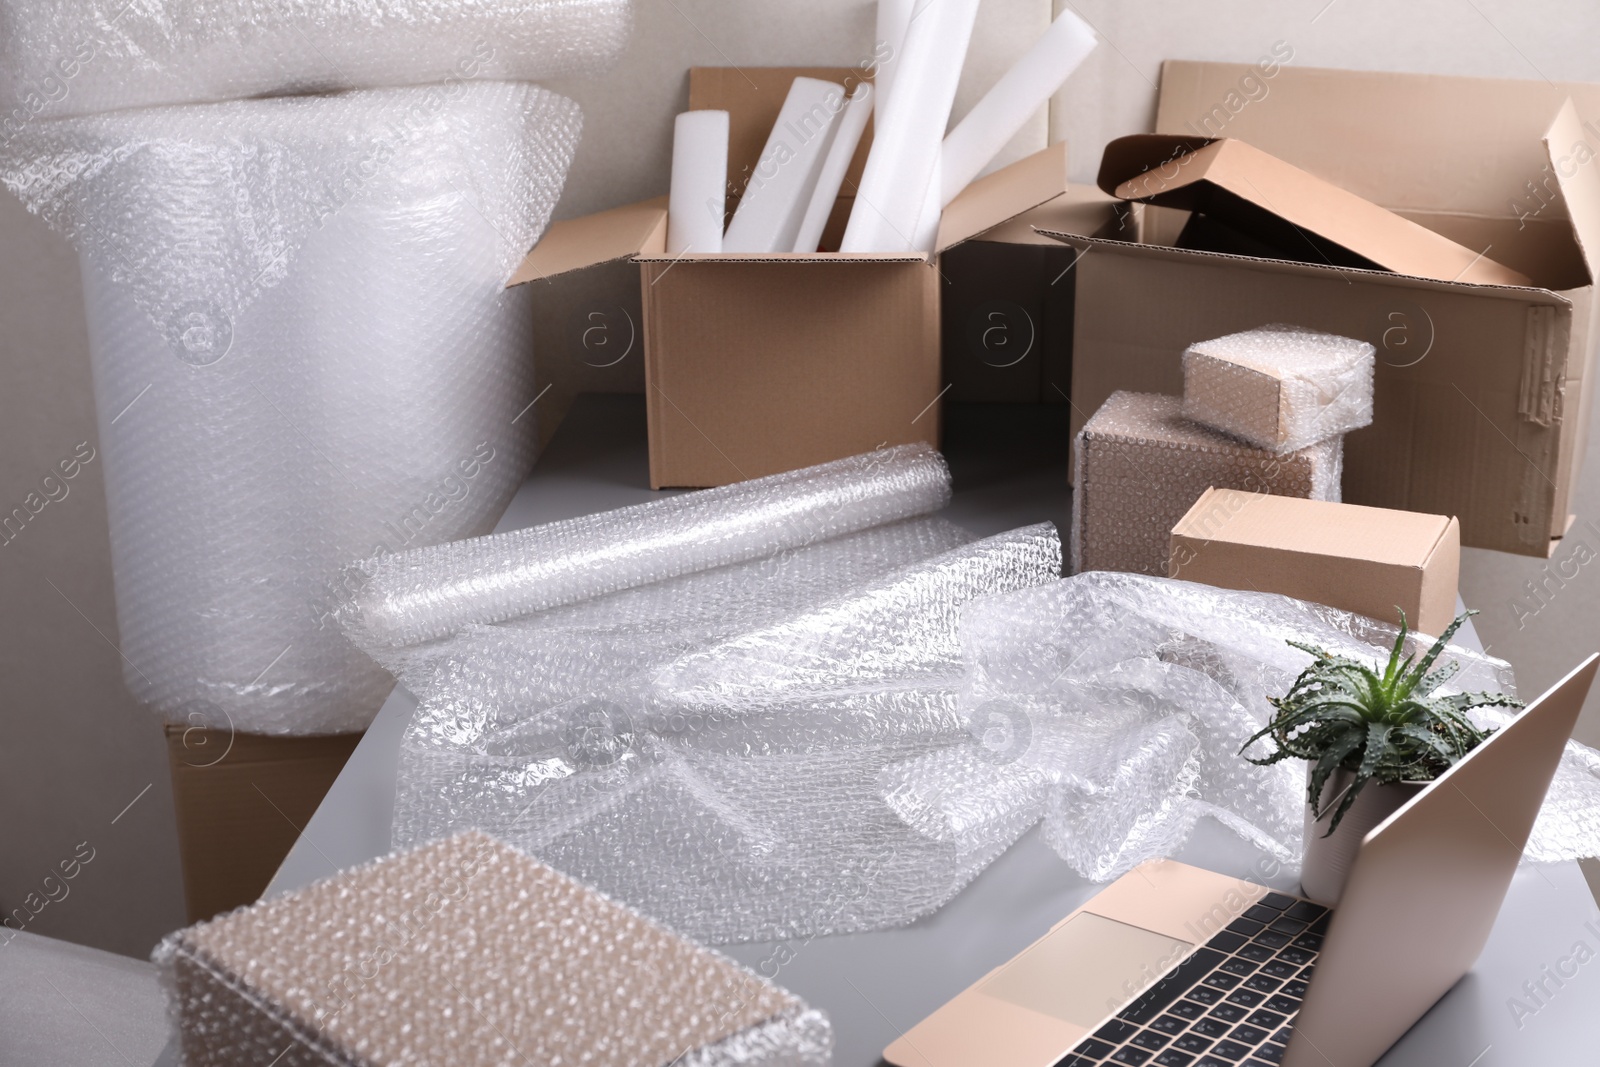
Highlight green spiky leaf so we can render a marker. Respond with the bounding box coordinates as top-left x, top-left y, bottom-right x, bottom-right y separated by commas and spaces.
1239, 610, 1518, 834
